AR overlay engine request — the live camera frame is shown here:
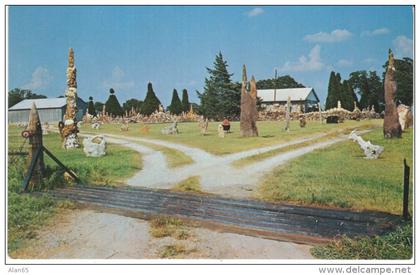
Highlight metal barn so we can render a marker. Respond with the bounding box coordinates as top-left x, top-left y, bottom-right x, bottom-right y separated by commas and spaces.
8, 98, 87, 124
